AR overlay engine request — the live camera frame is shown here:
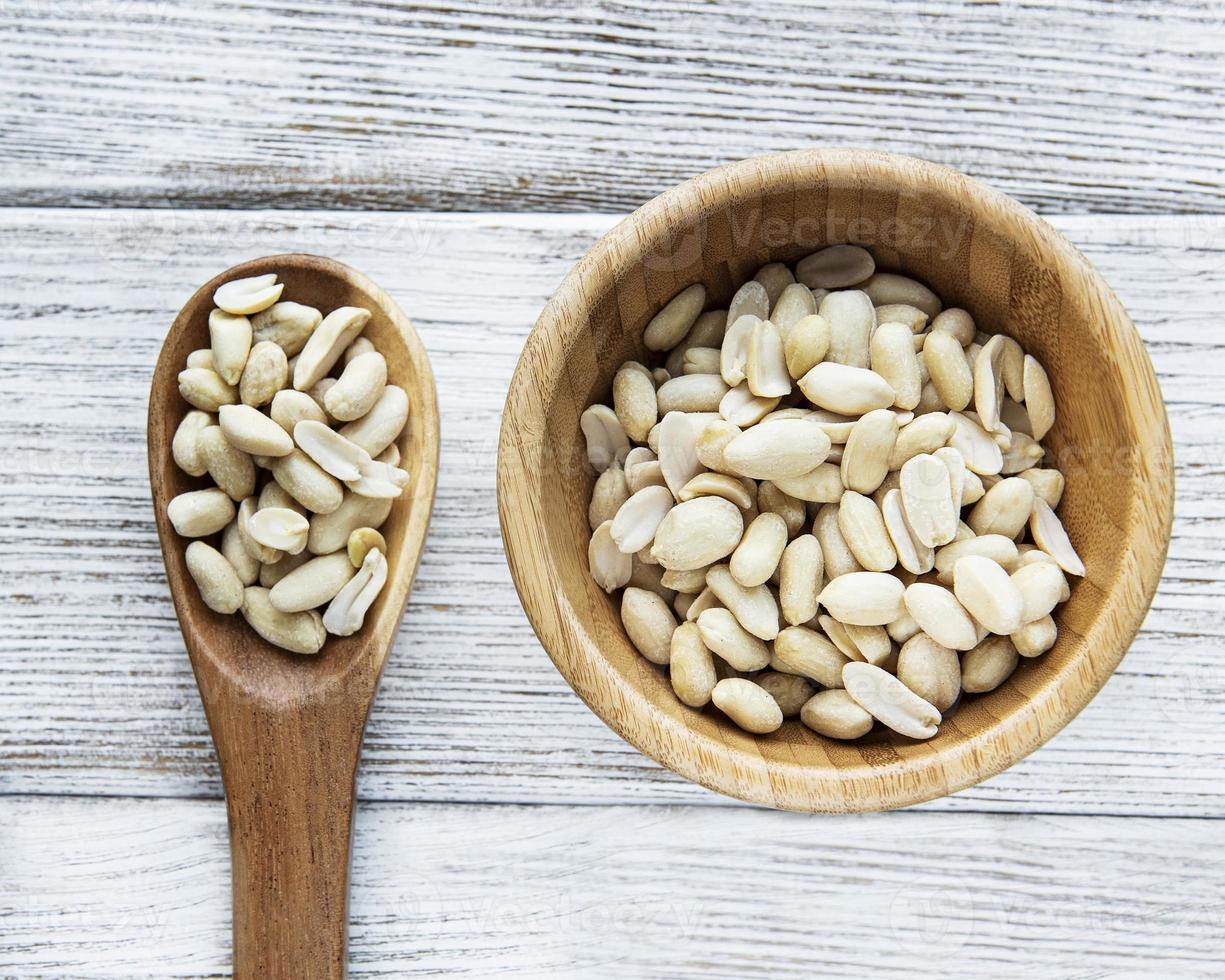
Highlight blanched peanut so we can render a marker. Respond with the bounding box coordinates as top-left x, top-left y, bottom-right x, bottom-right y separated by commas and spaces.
723, 419, 832, 481
294, 307, 371, 390
589, 520, 632, 593
259, 550, 310, 589
269, 450, 344, 515
209, 309, 253, 385
178, 367, 238, 412
237, 497, 280, 564
239, 340, 288, 407
221, 518, 260, 586
870, 322, 922, 410
859, 273, 941, 318
621, 587, 677, 665
242, 587, 326, 654
897, 634, 960, 711
270, 388, 327, 435
783, 314, 831, 379
930, 308, 975, 346
771, 626, 847, 687
904, 583, 978, 651
197, 426, 255, 501
1012, 614, 1057, 658
331, 385, 406, 459
588, 459, 630, 531
961, 636, 1019, 693
706, 564, 779, 641
308, 493, 392, 555
1018, 468, 1064, 508
818, 571, 905, 626
819, 290, 874, 368
952, 554, 1025, 635
888, 413, 954, 470
729, 513, 787, 588
843, 661, 940, 739
774, 463, 843, 503
251, 301, 322, 356
644, 283, 705, 351
322, 548, 388, 636
697, 607, 771, 671
874, 304, 928, 333
295, 419, 372, 483
325, 351, 387, 422
172, 410, 213, 477
841, 623, 890, 667
678, 472, 754, 510
771, 283, 816, 335
924, 332, 972, 411
1010, 561, 1066, 623
796, 244, 874, 290
657, 374, 730, 414
650, 496, 743, 571
711, 678, 783, 734
269, 552, 357, 613
755, 671, 814, 717
934, 534, 1018, 584
798, 363, 895, 415
219, 403, 294, 457
837, 491, 896, 572
778, 534, 823, 626
1029, 497, 1085, 576
185, 541, 244, 614
348, 527, 387, 569
813, 502, 862, 579
757, 482, 806, 537
841, 409, 897, 493
613, 362, 659, 443
167, 488, 235, 538
214, 274, 283, 316
669, 622, 717, 707
248, 507, 310, 555
900, 453, 957, 548
800, 689, 873, 739
259, 481, 305, 515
